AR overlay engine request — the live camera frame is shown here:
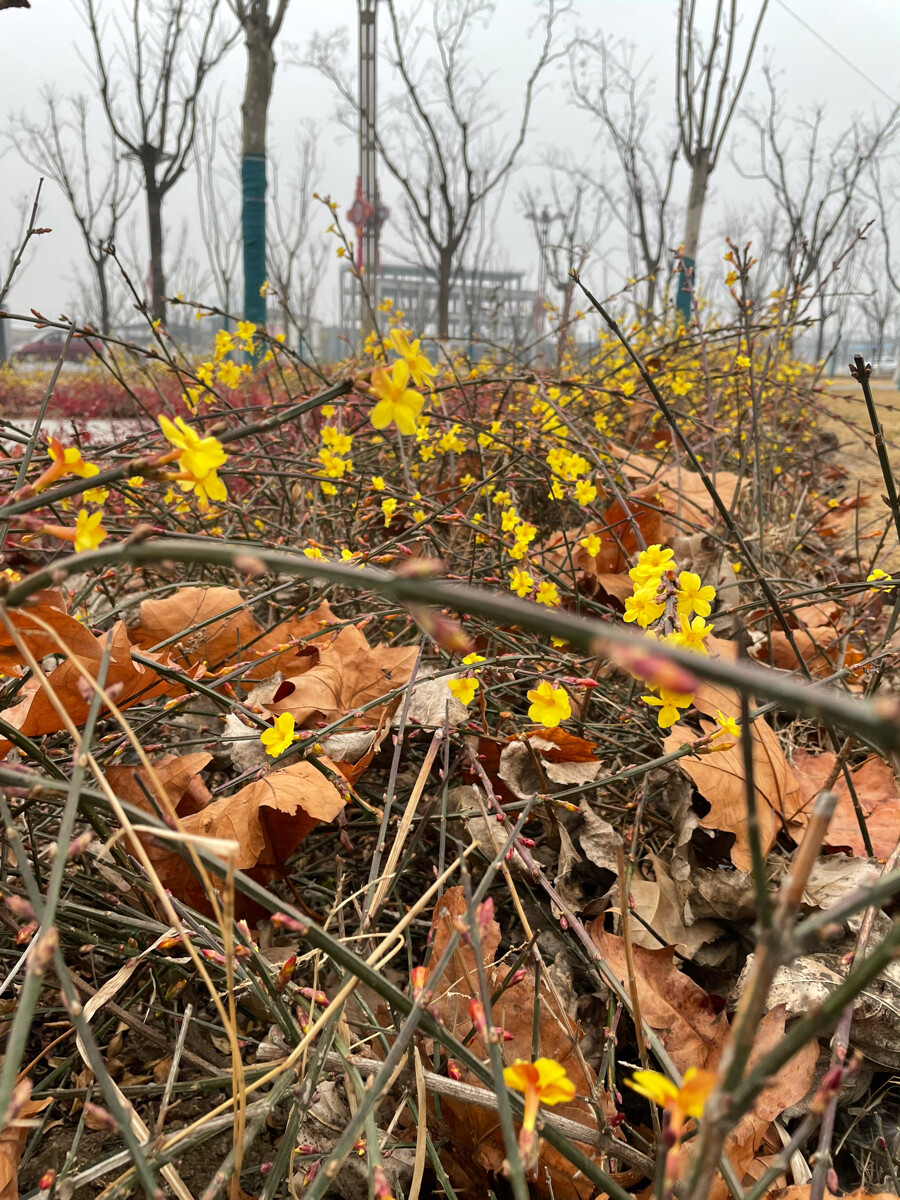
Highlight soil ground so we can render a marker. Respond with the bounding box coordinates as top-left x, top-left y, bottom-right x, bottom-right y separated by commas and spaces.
823, 376, 900, 568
